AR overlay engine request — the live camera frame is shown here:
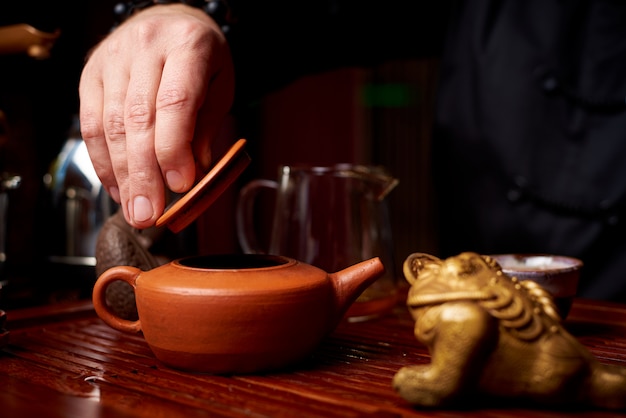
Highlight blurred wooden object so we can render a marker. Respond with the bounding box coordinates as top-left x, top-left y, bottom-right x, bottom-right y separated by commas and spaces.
0, 24, 60, 59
